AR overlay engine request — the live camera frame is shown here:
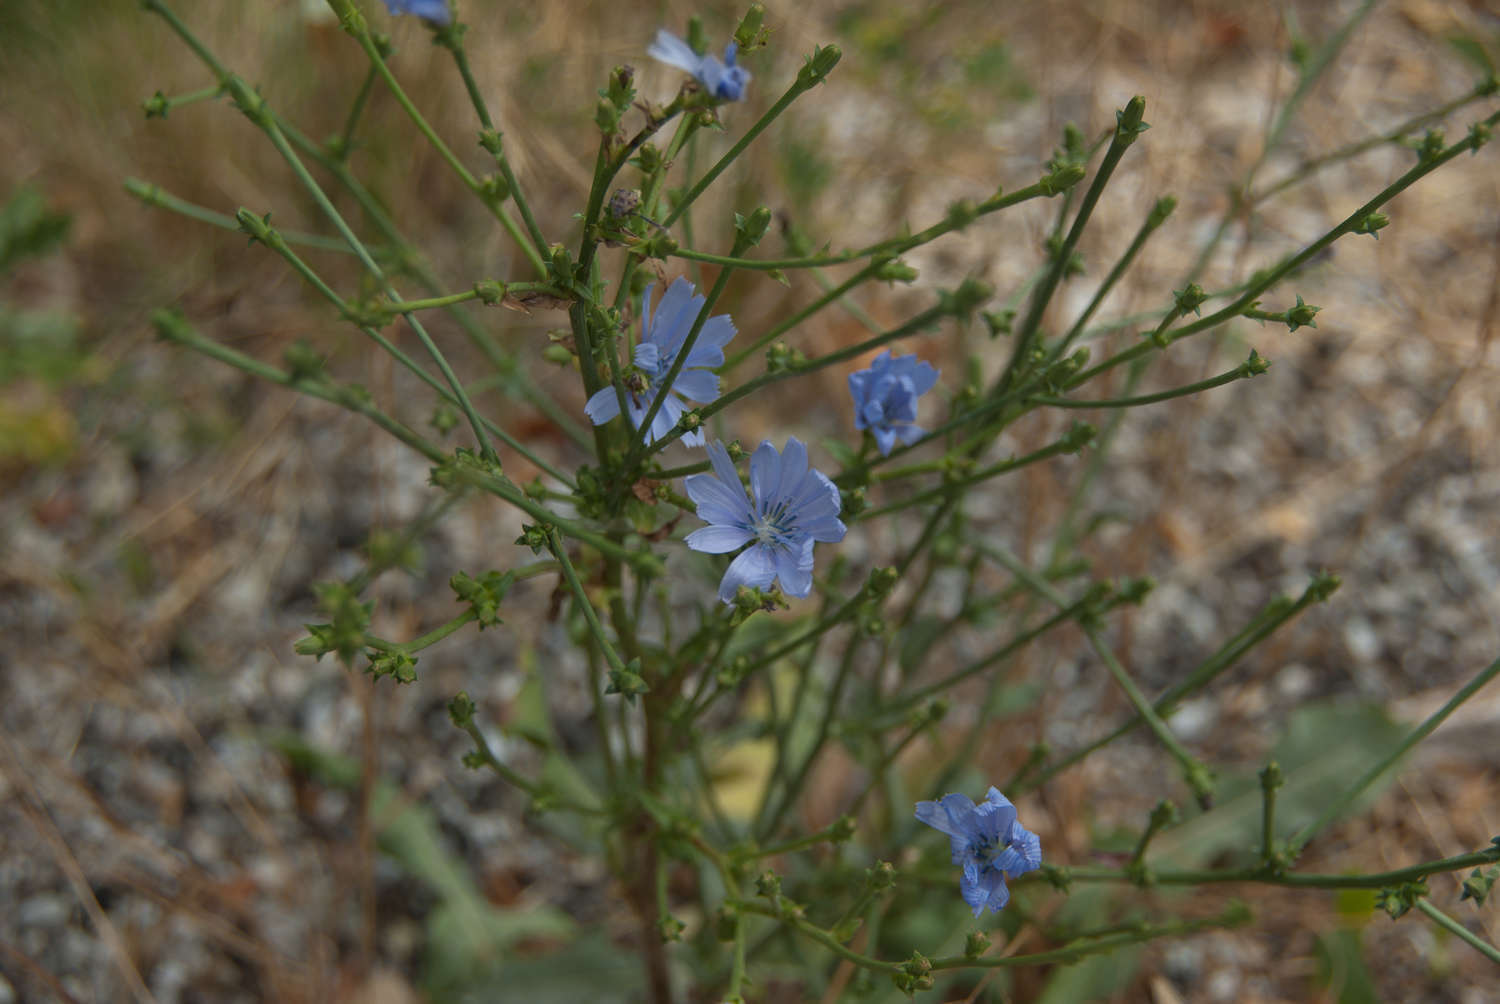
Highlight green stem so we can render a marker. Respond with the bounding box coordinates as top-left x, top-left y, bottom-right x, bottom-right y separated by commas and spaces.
628, 257, 739, 463
275, 119, 592, 448
721, 262, 881, 371
1085, 625, 1214, 805
649, 304, 949, 454
546, 528, 628, 675
1287, 653, 1500, 855
1251, 82, 1499, 203
733, 903, 897, 973
1054, 195, 1175, 356
383, 281, 567, 314
123, 178, 365, 255
757, 634, 863, 840
1023, 575, 1333, 790
143, 83, 223, 116
1415, 899, 1500, 966
364, 610, 477, 655
149, 16, 502, 468
1259, 762, 1283, 866
1074, 109, 1500, 389
235, 210, 570, 484
1028, 351, 1266, 409
1062, 843, 1500, 889
346, 23, 545, 275
858, 428, 1089, 520
998, 96, 1148, 395
334, 65, 378, 159
442, 33, 550, 258
661, 51, 840, 227
153, 310, 445, 462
